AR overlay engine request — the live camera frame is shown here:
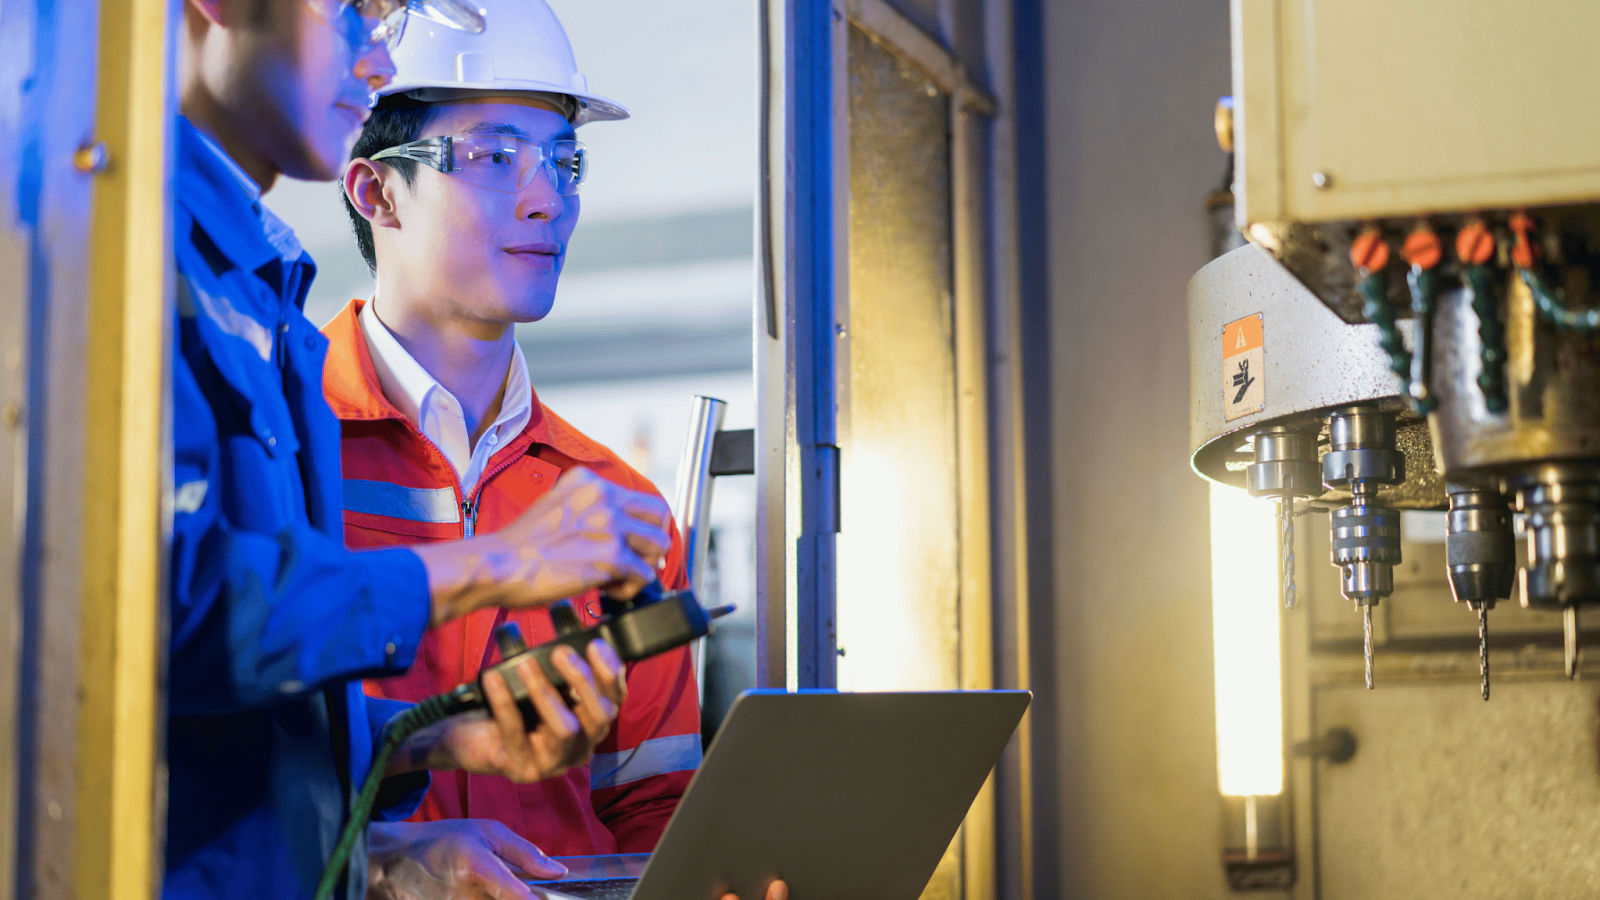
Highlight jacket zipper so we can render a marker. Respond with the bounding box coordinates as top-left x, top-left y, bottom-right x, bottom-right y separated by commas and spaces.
391, 420, 471, 538
387, 416, 532, 540
461, 450, 525, 539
